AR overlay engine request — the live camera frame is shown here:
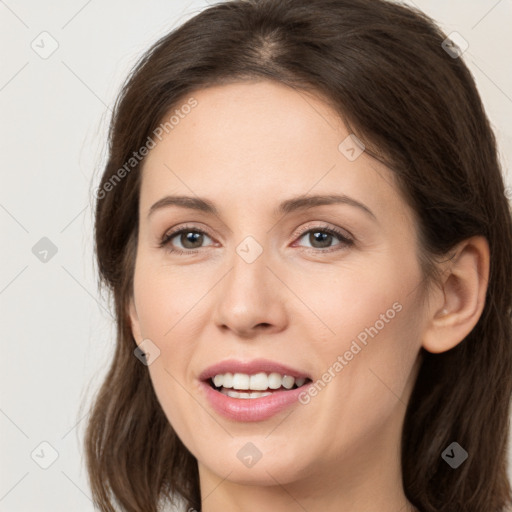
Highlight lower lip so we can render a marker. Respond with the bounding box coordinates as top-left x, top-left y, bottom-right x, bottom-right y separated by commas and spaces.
199, 381, 307, 422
